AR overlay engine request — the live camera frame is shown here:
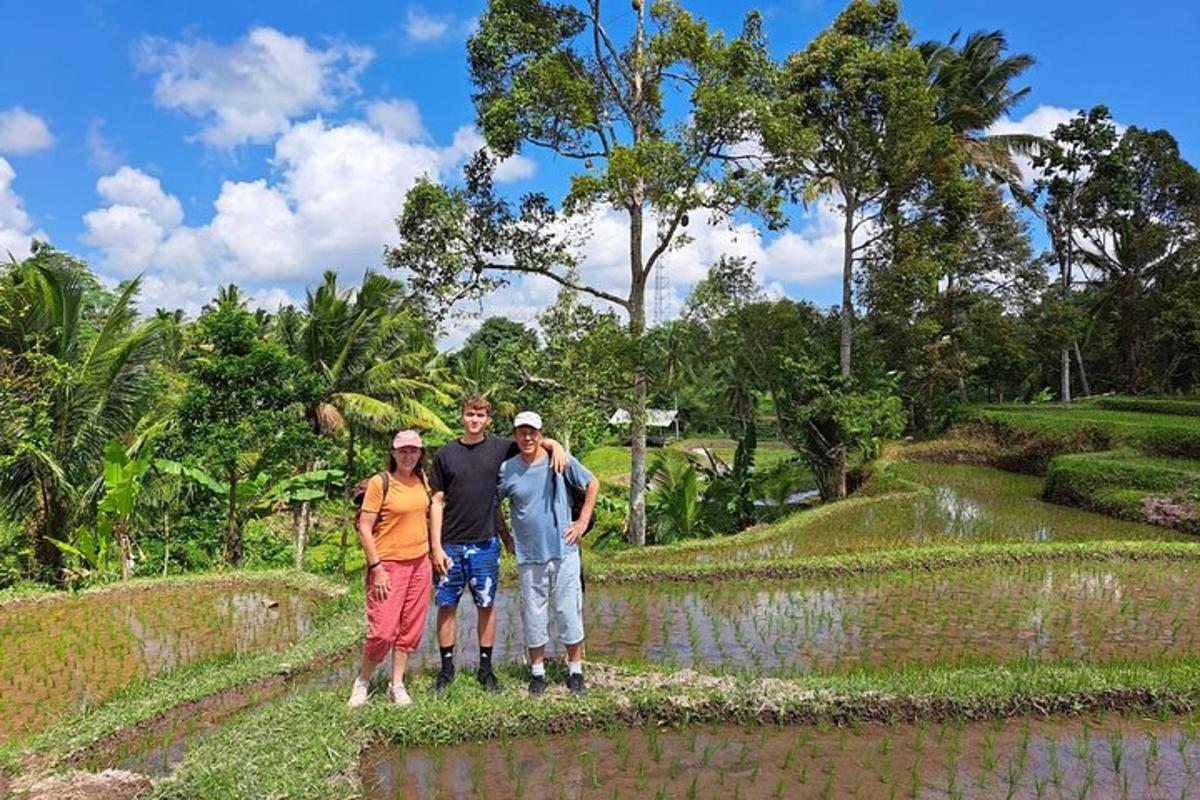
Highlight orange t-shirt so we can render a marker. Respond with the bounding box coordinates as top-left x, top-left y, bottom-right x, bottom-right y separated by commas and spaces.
361, 473, 430, 562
